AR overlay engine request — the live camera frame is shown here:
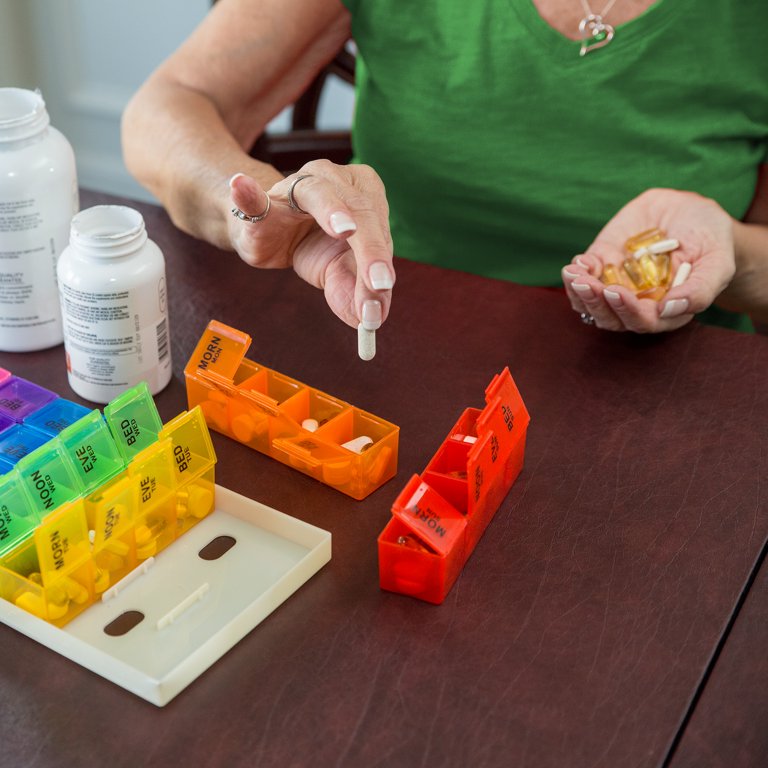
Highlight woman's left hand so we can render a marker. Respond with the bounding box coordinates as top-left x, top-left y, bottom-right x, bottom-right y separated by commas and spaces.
561, 188, 736, 332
